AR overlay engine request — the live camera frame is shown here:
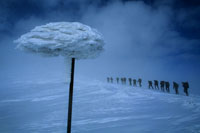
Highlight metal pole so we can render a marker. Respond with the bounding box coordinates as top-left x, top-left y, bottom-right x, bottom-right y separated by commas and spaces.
67, 58, 75, 133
